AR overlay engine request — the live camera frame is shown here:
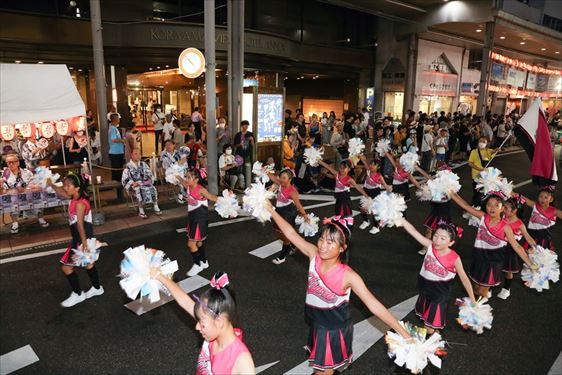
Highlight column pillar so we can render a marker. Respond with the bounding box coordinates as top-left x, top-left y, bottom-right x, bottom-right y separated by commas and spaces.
205, 0, 218, 195
477, 21, 495, 116
403, 34, 417, 121
228, 0, 244, 135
